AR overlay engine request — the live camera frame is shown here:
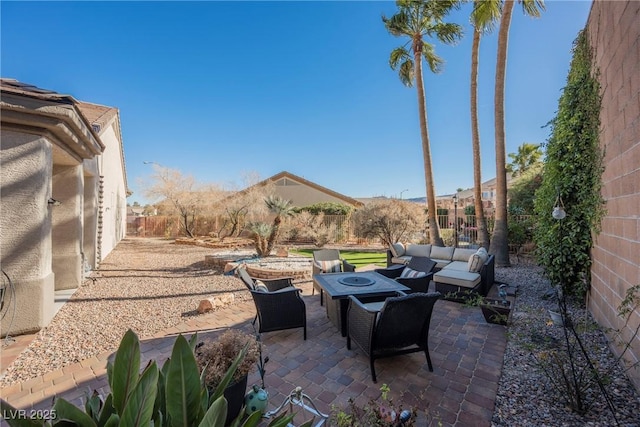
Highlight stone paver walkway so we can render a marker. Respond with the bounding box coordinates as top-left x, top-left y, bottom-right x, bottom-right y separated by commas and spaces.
0, 284, 506, 426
